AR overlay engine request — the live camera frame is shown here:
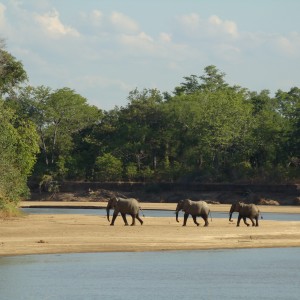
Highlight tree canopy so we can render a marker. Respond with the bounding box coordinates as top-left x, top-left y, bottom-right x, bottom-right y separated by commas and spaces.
1, 40, 300, 214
